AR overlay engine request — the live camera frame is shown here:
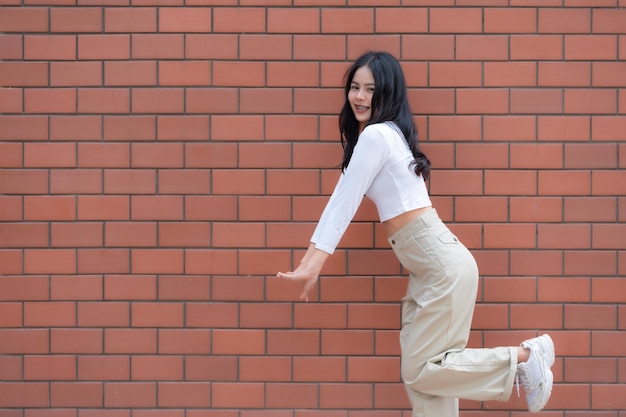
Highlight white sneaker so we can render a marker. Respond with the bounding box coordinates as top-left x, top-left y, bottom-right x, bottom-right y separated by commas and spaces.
516, 334, 555, 413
